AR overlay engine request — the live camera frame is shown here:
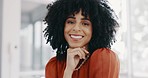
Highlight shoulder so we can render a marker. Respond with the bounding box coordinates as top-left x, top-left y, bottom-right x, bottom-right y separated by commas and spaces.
89, 48, 120, 70
89, 48, 120, 78
90, 48, 119, 62
45, 57, 57, 78
46, 56, 57, 69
